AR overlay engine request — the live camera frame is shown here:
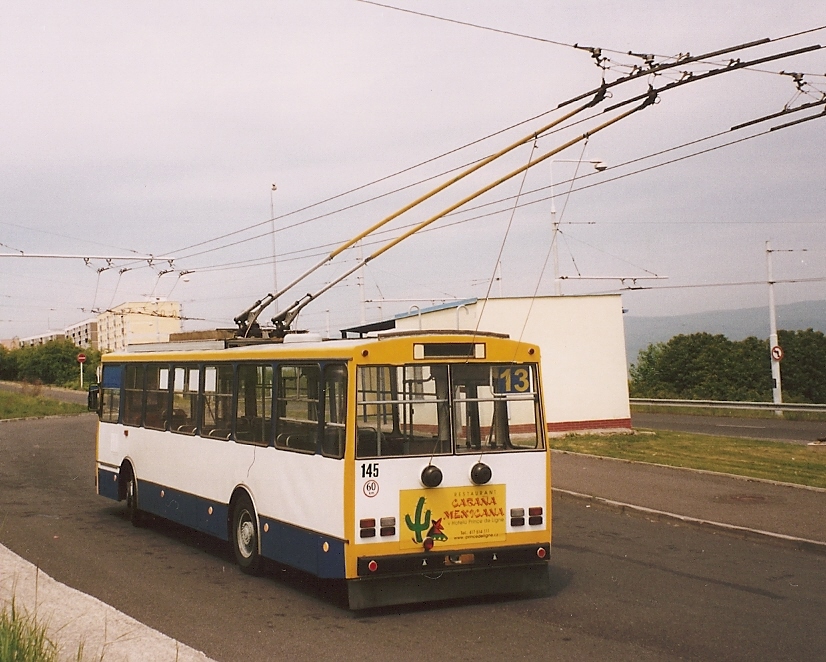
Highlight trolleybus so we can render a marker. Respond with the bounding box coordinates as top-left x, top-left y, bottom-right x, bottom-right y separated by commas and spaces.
91, 330, 550, 608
